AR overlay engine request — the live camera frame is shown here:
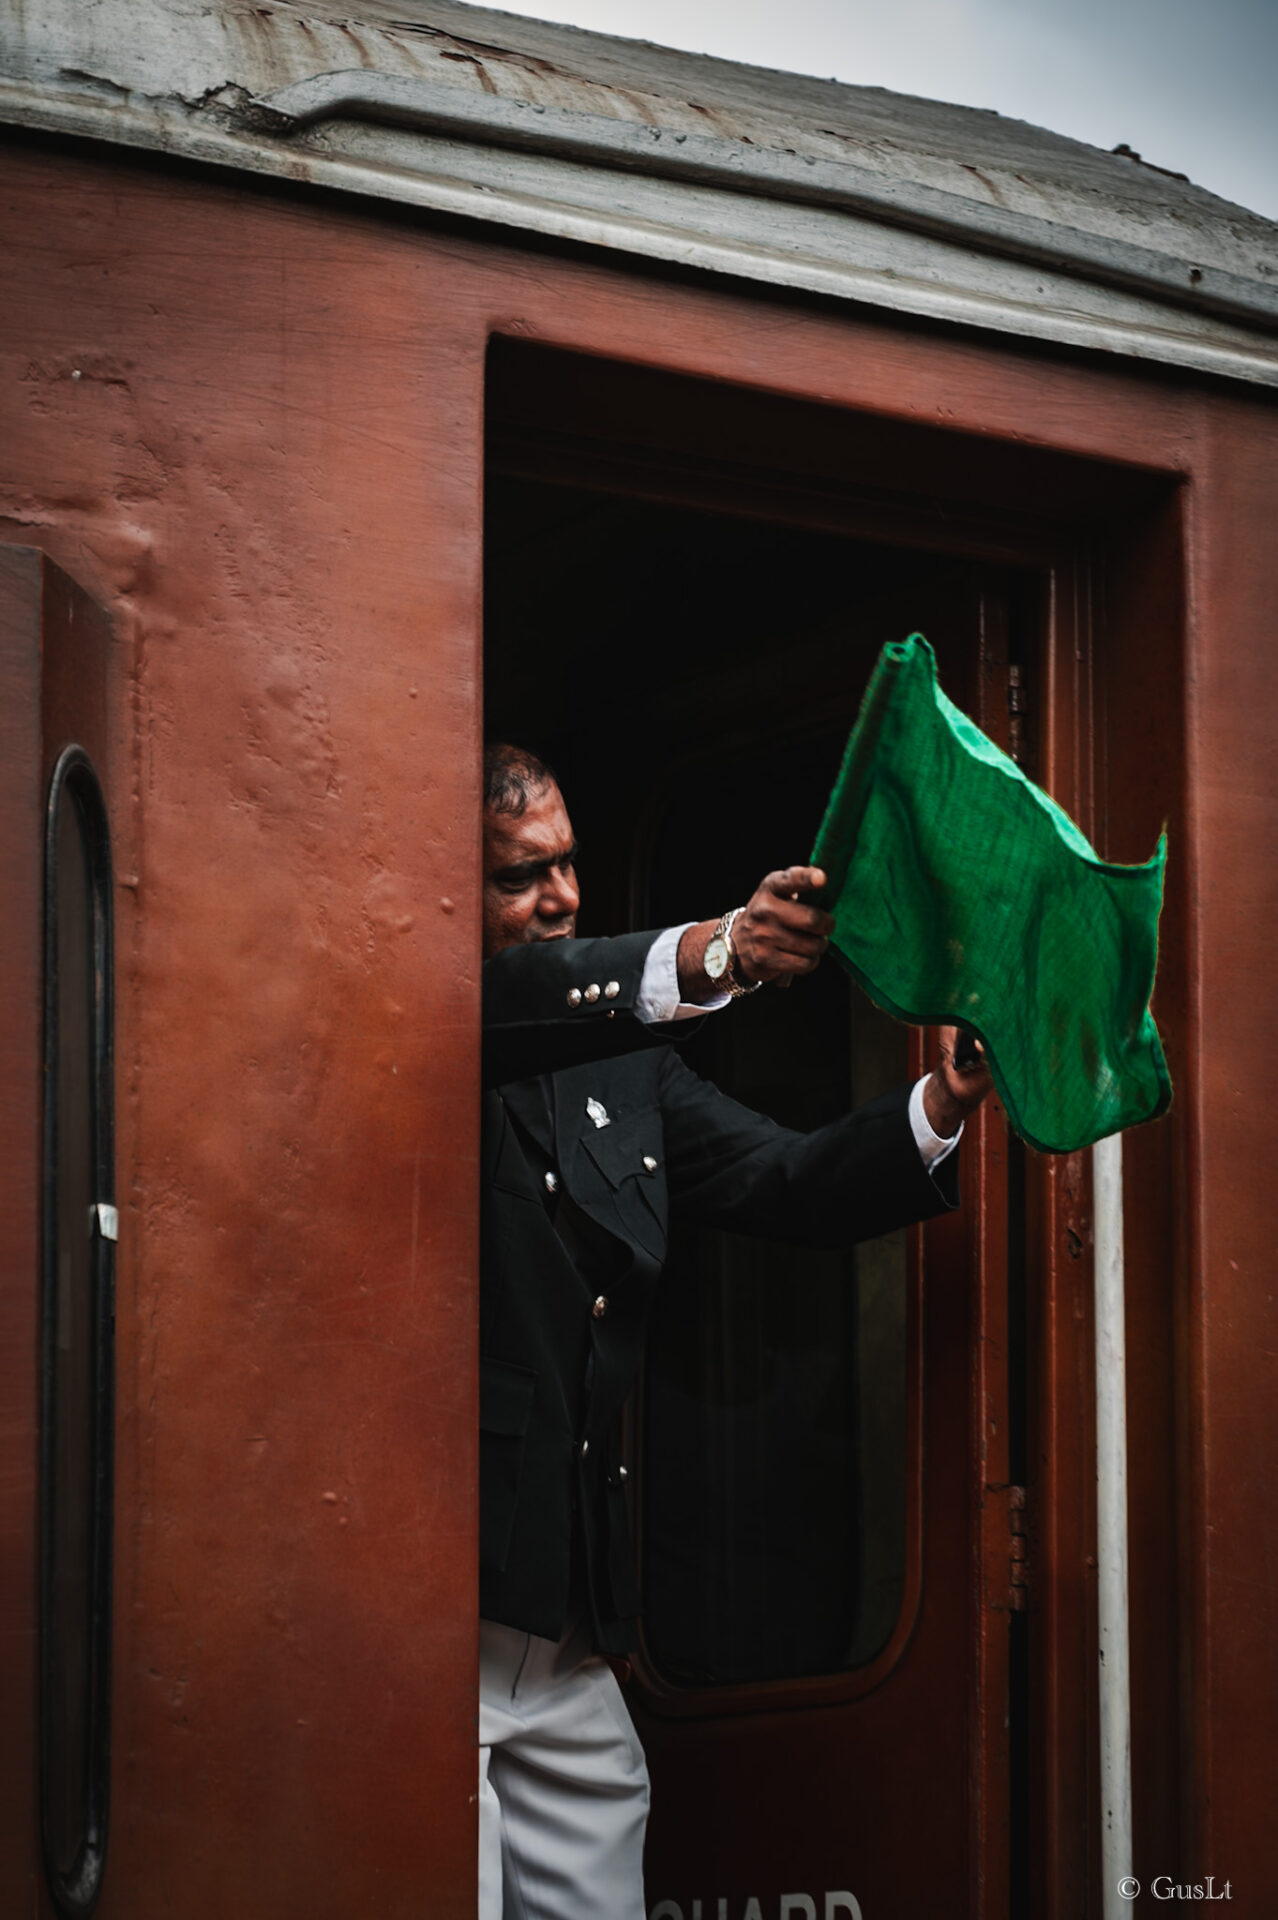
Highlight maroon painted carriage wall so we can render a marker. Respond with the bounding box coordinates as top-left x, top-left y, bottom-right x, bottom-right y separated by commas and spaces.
0, 135, 1274, 1915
